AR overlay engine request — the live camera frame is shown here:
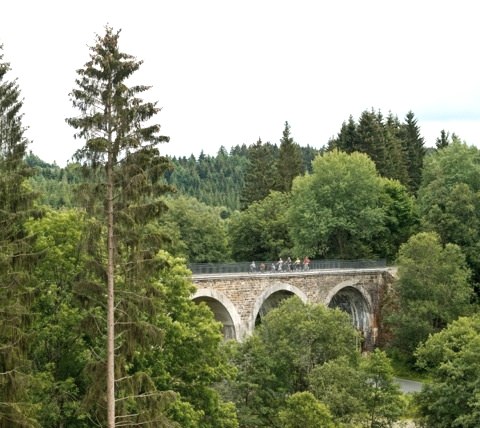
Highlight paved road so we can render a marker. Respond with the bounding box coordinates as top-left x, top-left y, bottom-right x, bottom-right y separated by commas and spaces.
395, 378, 423, 393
